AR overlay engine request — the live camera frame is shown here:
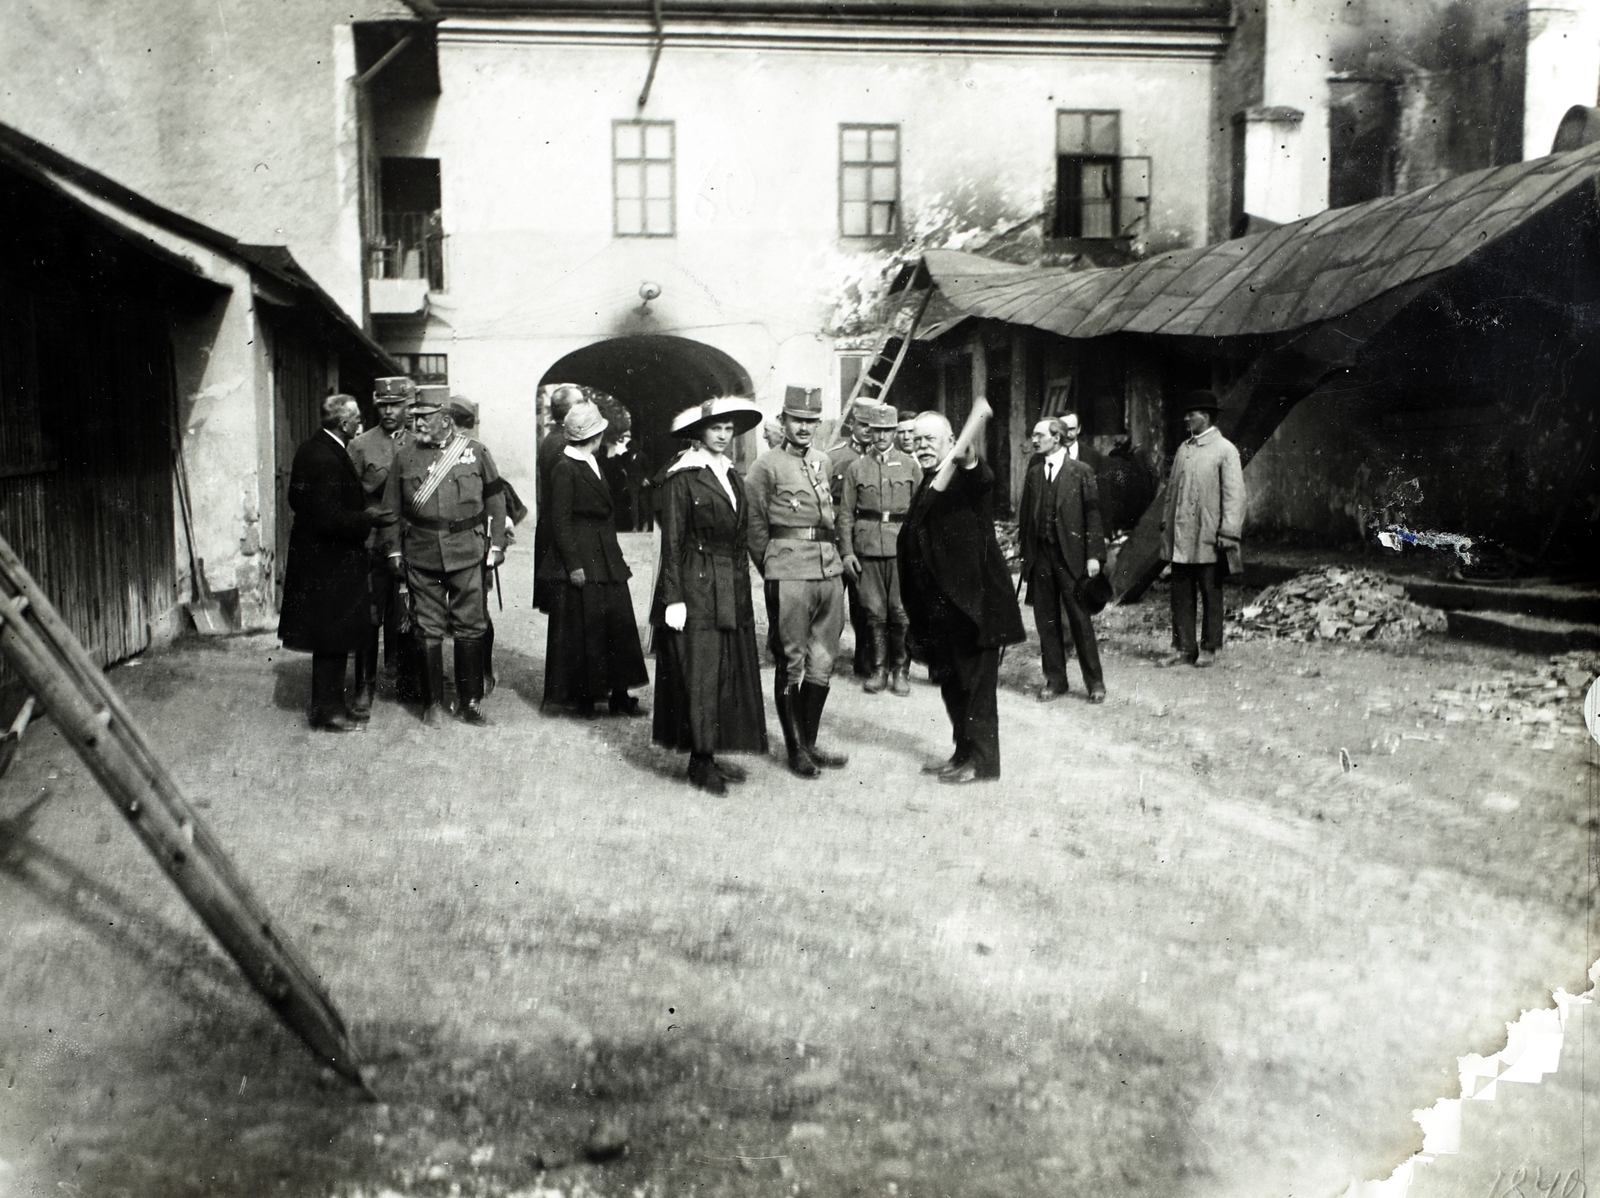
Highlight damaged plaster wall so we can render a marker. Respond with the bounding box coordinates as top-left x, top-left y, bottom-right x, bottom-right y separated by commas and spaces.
1219, 0, 1526, 228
